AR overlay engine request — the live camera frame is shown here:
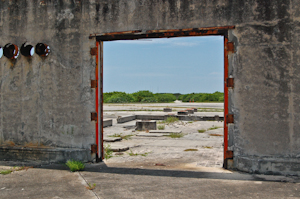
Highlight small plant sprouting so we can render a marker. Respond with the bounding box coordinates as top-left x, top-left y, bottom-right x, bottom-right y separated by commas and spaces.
86, 183, 96, 190
203, 146, 213, 149
157, 125, 165, 130
198, 129, 206, 133
66, 160, 85, 172
167, 133, 185, 138
104, 144, 113, 160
